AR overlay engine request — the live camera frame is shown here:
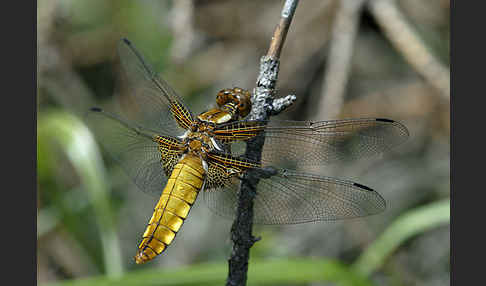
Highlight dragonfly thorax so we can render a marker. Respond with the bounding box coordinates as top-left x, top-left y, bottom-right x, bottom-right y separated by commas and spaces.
184, 130, 218, 157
